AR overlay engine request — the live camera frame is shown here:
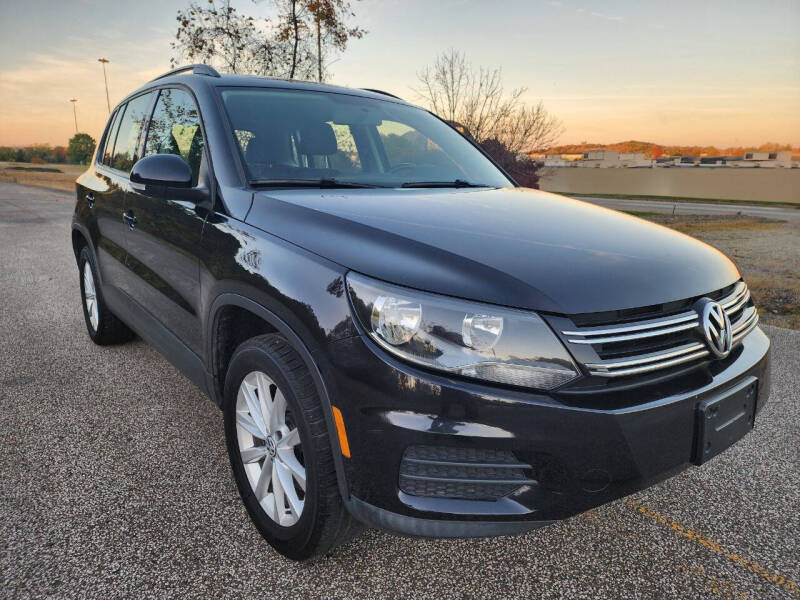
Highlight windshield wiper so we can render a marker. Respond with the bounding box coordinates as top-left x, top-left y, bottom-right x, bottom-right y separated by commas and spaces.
250, 178, 379, 189
400, 179, 492, 188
